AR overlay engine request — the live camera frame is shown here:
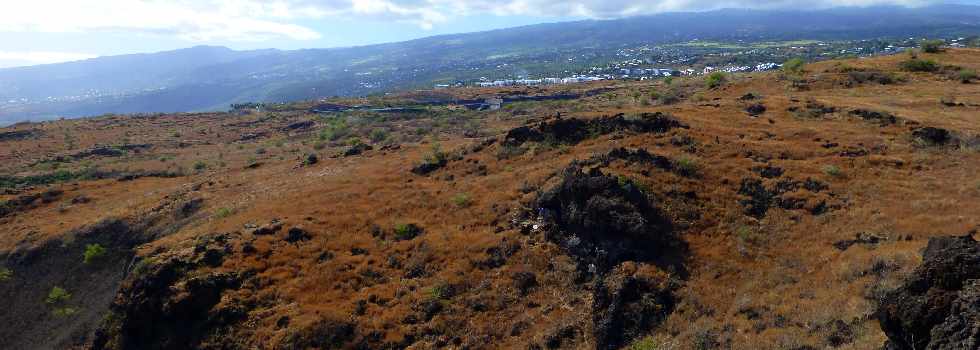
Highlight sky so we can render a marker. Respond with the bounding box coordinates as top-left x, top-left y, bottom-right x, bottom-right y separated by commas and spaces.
0, 0, 976, 68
